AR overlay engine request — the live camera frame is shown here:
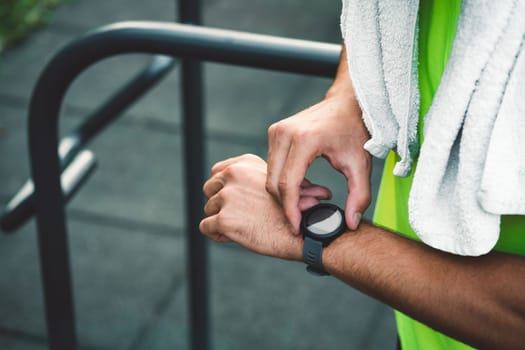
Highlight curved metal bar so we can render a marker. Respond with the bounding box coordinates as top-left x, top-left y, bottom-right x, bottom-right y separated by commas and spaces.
0, 150, 98, 232
1, 55, 175, 233
28, 21, 340, 349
